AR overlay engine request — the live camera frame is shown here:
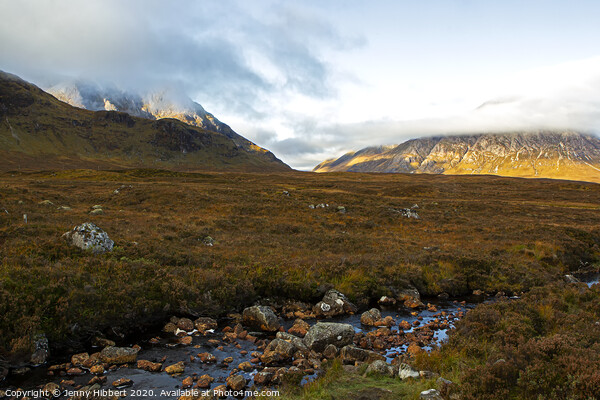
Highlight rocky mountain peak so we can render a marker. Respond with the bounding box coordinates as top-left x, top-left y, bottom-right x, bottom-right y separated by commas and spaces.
314, 131, 600, 183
